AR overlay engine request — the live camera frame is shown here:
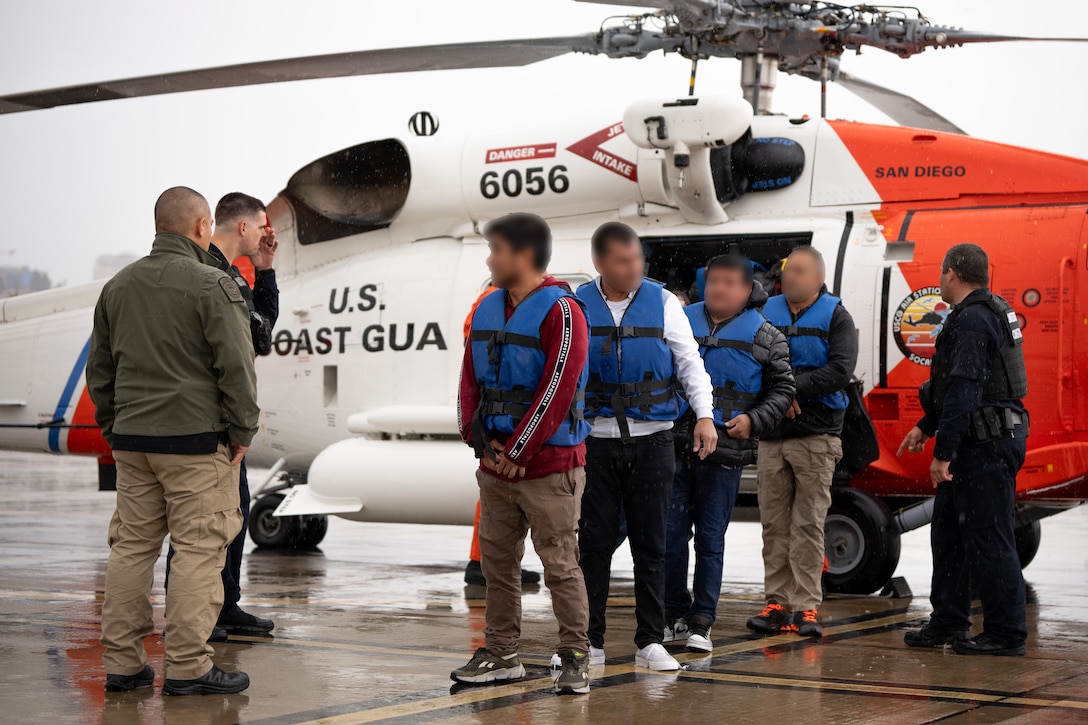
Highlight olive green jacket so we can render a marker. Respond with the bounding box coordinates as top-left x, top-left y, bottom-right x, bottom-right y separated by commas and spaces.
86, 233, 260, 446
